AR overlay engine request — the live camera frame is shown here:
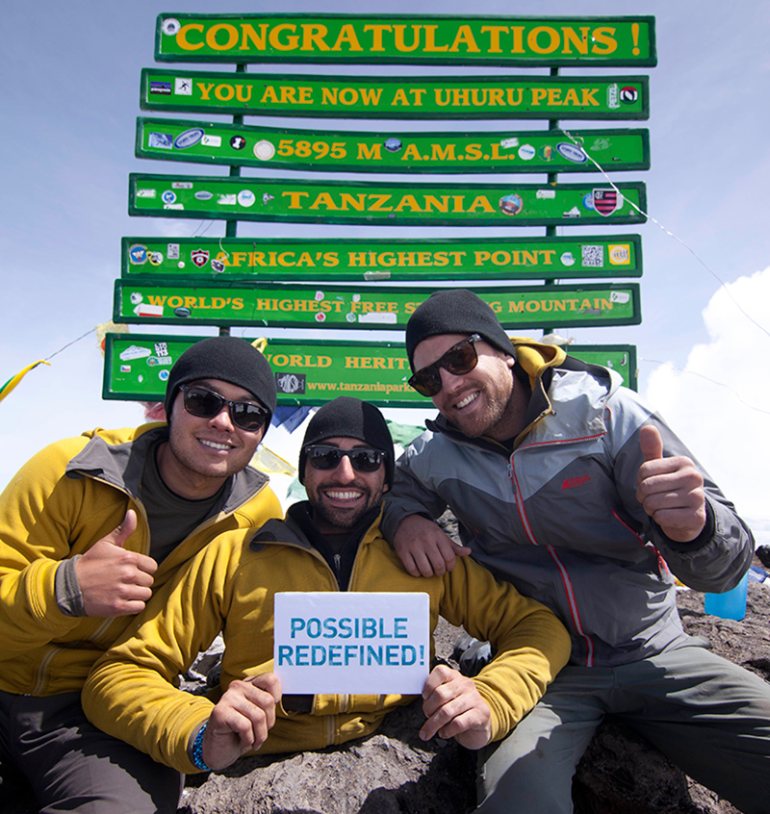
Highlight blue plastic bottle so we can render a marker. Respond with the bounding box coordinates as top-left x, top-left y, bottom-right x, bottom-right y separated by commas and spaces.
704, 572, 749, 621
